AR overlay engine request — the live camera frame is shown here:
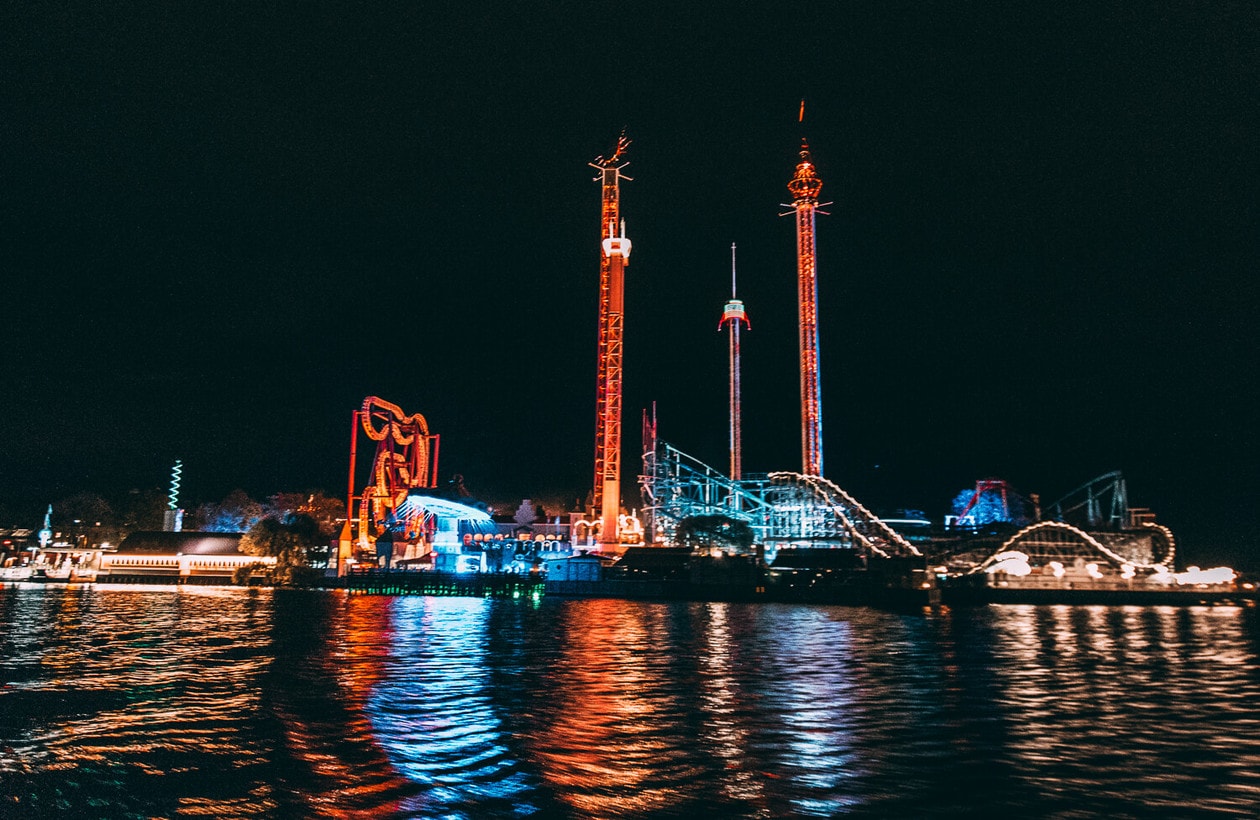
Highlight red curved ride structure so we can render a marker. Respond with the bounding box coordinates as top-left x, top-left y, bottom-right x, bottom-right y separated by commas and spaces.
346, 396, 440, 550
